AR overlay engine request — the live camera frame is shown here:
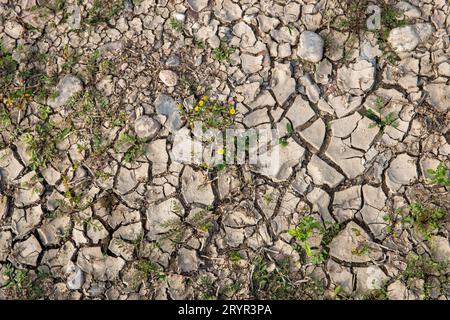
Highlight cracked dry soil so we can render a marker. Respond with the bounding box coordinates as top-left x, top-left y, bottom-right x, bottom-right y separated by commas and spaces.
0, 0, 449, 300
